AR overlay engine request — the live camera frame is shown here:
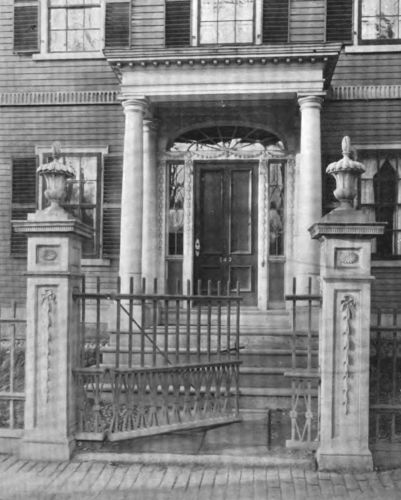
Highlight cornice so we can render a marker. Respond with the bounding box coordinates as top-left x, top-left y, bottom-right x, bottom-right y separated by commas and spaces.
329, 85, 401, 100
0, 90, 119, 106
105, 43, 342, 81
